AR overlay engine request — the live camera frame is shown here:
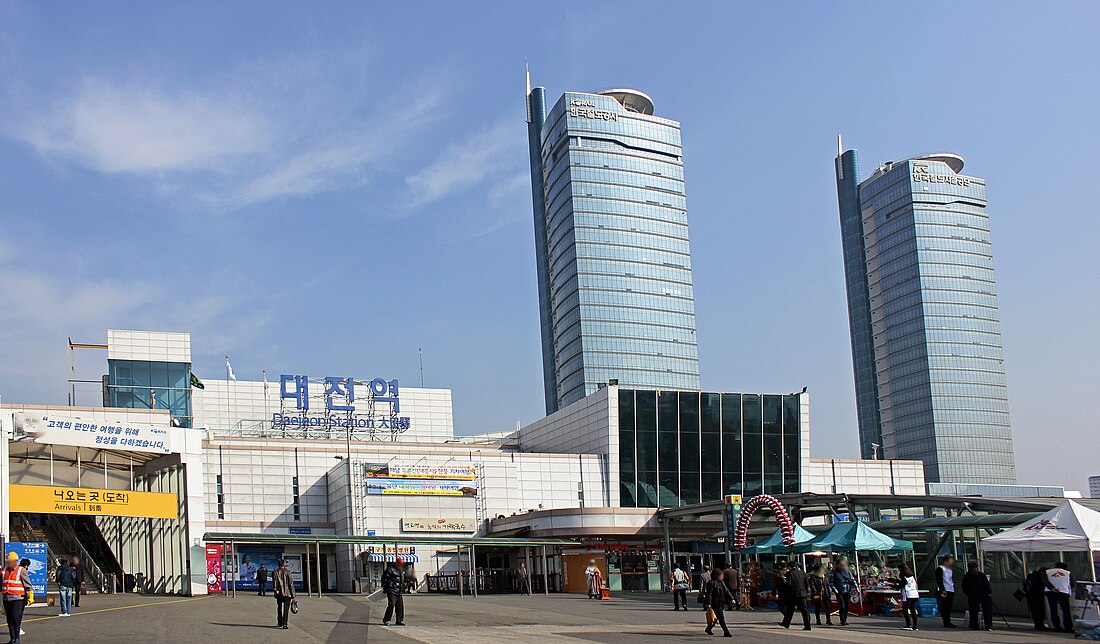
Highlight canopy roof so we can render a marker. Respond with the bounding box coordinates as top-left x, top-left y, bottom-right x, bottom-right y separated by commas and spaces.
791, 521, 913, 553
741, 524, 817, 554
982, 500, 1100, 552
